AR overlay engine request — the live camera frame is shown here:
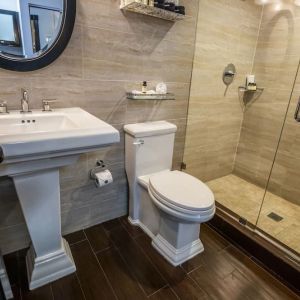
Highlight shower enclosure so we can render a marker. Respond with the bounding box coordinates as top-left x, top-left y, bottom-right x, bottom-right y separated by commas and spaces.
184, 0, 300, 263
